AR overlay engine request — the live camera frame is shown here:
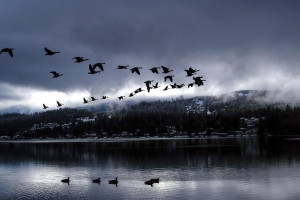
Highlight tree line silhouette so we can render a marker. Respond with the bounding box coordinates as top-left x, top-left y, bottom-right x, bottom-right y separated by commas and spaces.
1, 98, 300, 139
